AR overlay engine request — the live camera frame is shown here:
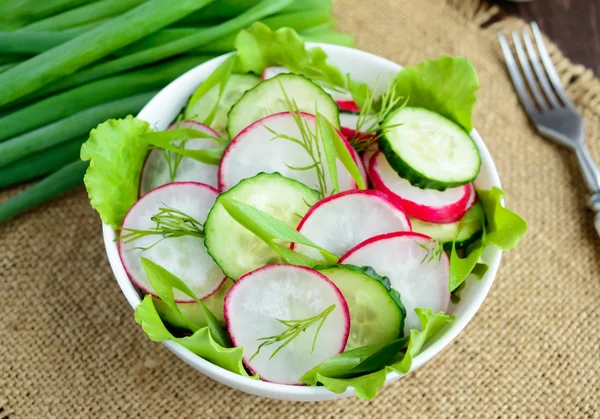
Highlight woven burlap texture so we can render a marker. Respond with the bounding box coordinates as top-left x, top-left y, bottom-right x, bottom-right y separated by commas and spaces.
2, 0, 599, 417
